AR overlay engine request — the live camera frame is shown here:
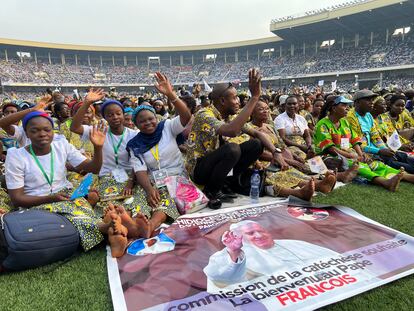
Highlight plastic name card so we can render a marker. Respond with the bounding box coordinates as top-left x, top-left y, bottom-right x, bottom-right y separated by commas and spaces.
127, 233, 176, 256
387, 130, 402, 151
70, 173, 93, 200
307, 156, 328, 174
152, 169, 168, 188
